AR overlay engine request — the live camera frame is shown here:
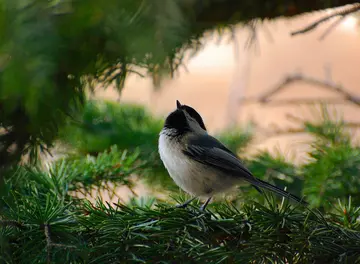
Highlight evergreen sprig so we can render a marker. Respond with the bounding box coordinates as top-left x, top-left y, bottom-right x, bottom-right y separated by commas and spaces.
2, 191, 360, 263
2, 119, 360, 263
